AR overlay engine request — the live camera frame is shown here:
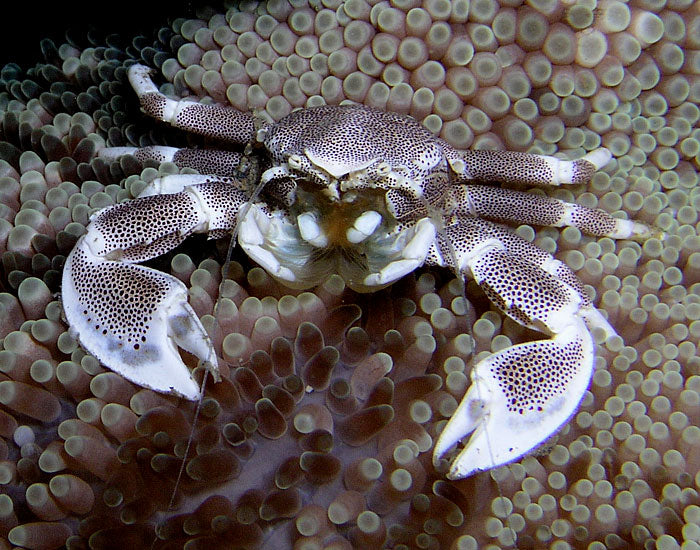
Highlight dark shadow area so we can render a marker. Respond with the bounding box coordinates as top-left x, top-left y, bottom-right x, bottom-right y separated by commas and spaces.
0, 0, 217, 68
